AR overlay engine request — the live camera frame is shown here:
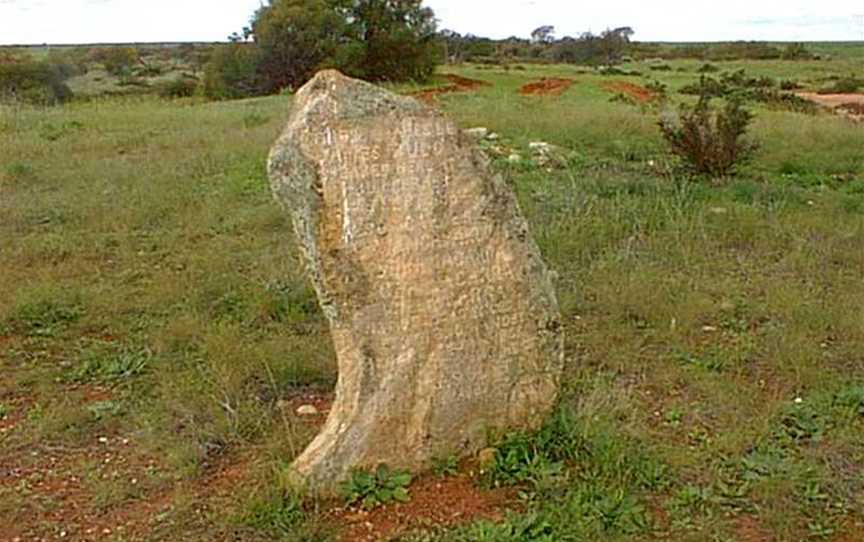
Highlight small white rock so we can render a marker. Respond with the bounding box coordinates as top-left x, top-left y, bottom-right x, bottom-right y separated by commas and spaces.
794, 397, 804, 404
709, 207, 728, 215
486, 132, 499, 141
507, 153, 522, 163
98, 437, 109, 444
296, 404, 319, 416
529, 141, 550, 151
464, 127, 489, 139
